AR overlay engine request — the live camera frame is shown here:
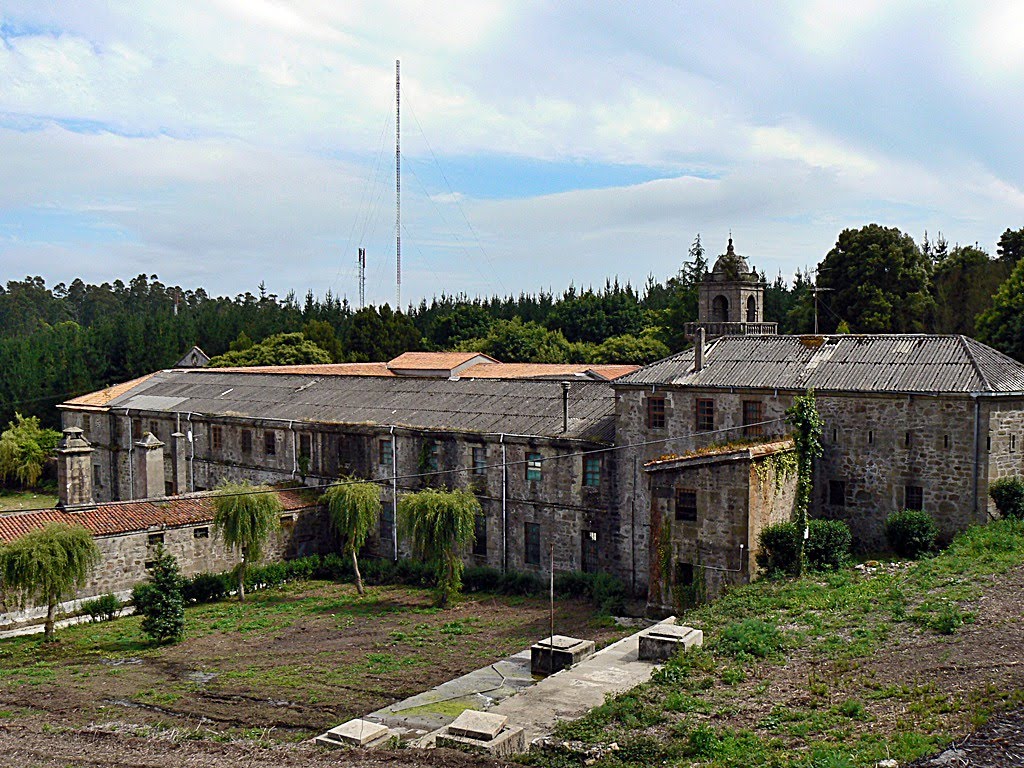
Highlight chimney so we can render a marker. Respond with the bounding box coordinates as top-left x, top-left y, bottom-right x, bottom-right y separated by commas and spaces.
56, 426, 94, 508
695, 327, 706, 372
561, 381, 571, 433
134, 432, 166, 499
171, 432, 188, 495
